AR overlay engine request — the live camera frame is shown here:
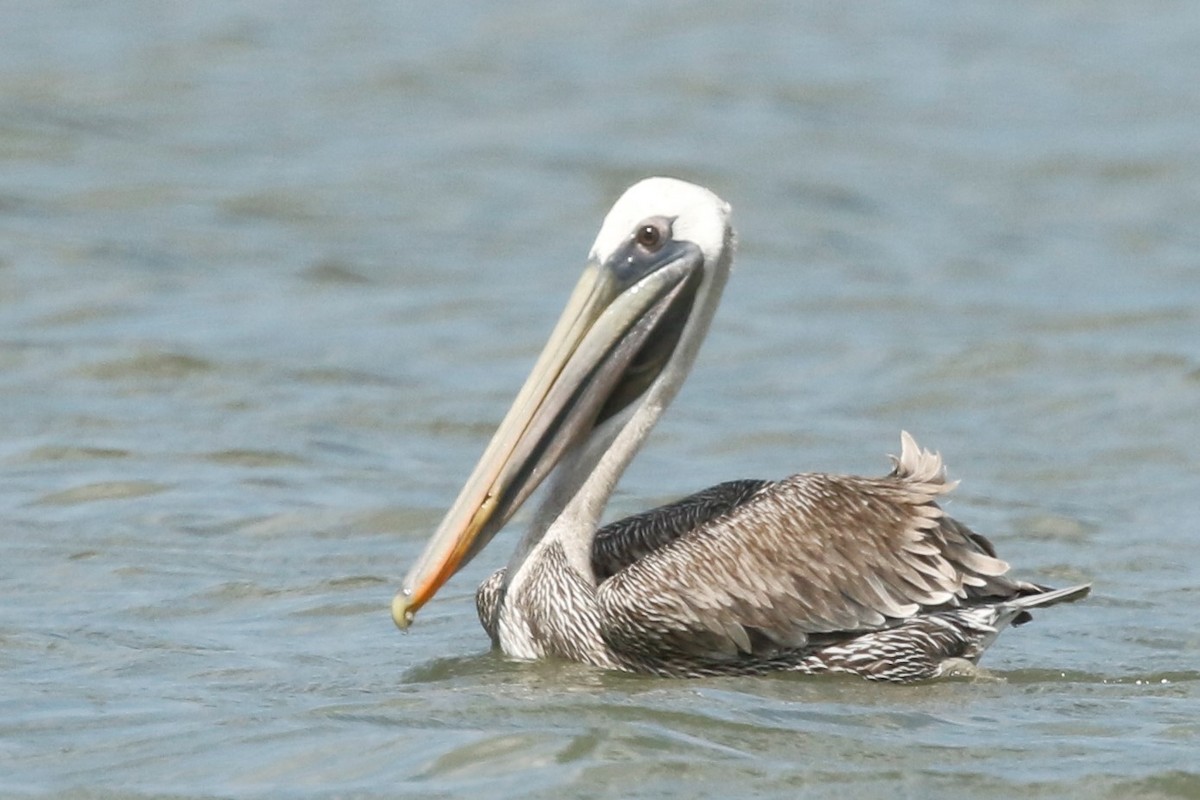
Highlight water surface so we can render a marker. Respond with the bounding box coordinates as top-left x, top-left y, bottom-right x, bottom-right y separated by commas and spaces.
2, 2, 1199, 798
